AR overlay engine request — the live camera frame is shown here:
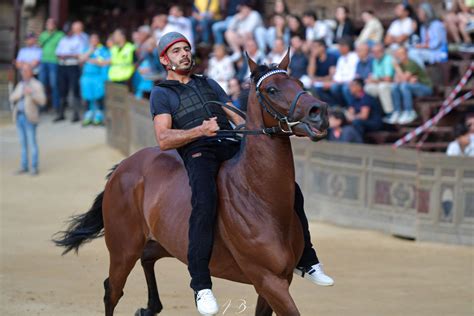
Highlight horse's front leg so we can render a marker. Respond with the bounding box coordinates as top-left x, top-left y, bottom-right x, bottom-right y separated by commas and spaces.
252, 271, 299, 316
